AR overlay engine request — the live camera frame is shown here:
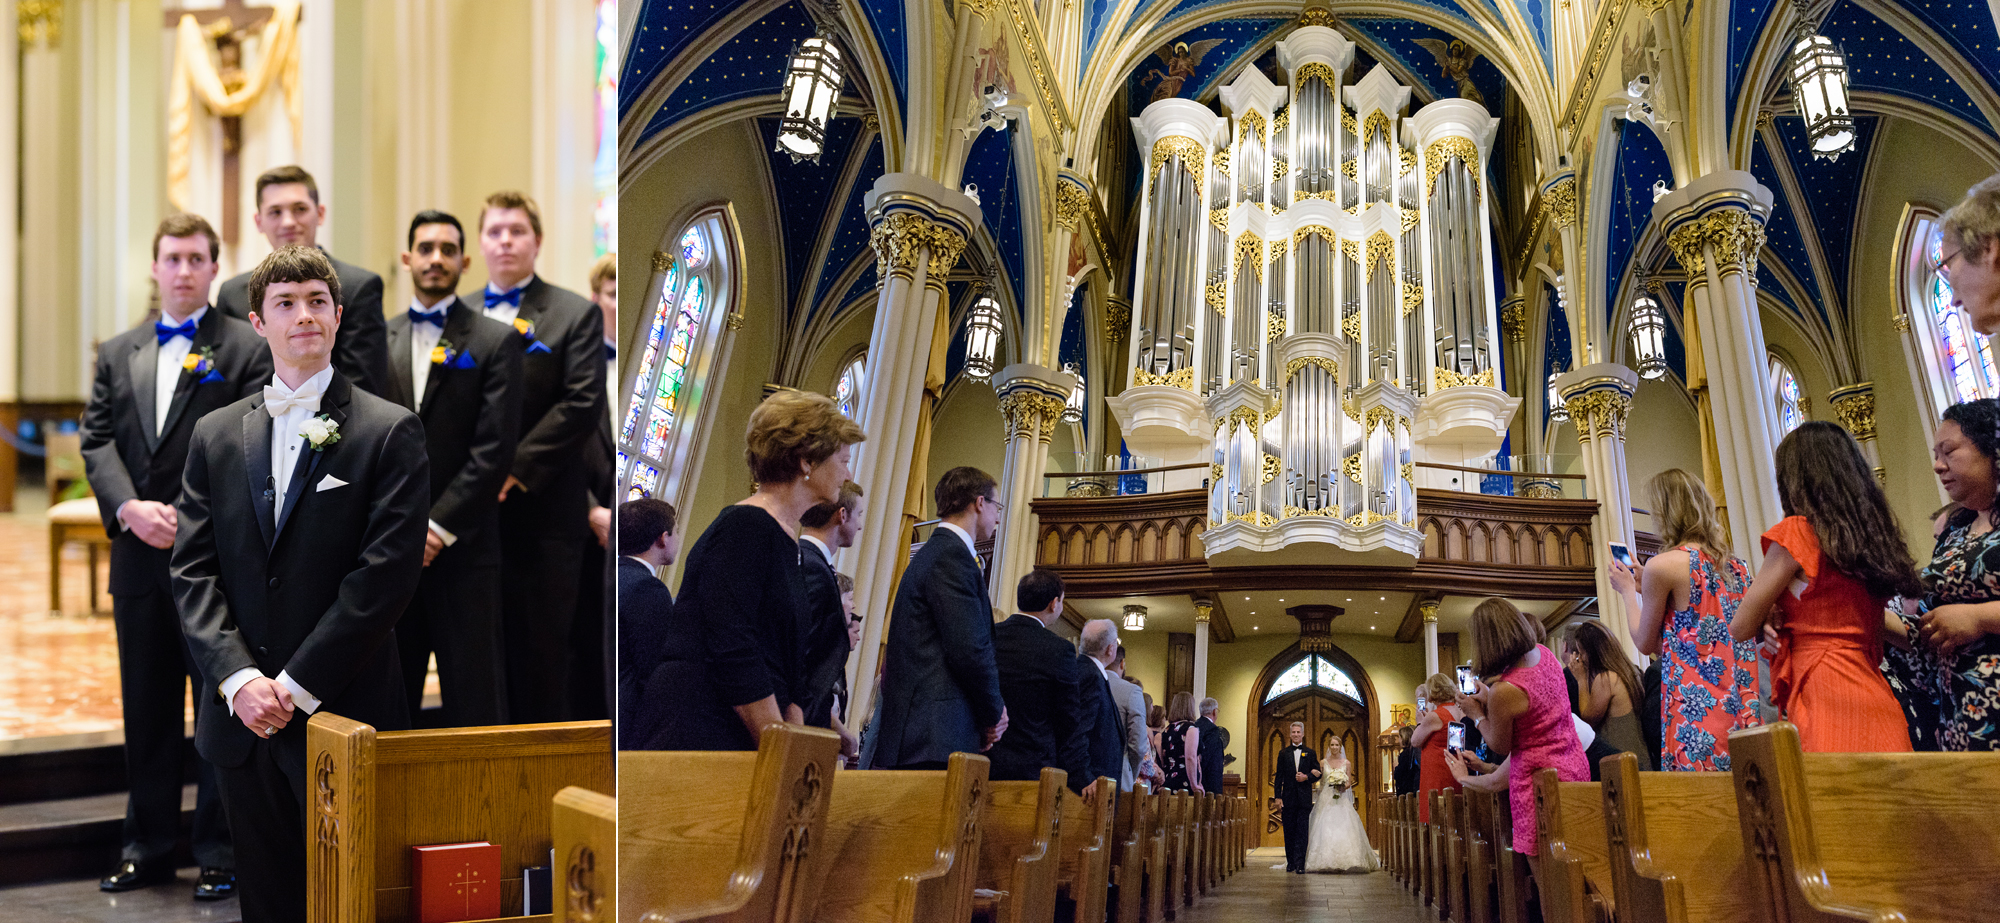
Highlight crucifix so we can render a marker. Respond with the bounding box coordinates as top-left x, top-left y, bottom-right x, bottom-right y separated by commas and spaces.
165, 0, 279, 245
